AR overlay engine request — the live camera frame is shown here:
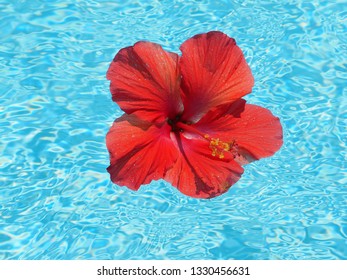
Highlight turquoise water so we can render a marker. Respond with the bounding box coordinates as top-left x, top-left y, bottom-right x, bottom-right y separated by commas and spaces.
1, 0, 346, 260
